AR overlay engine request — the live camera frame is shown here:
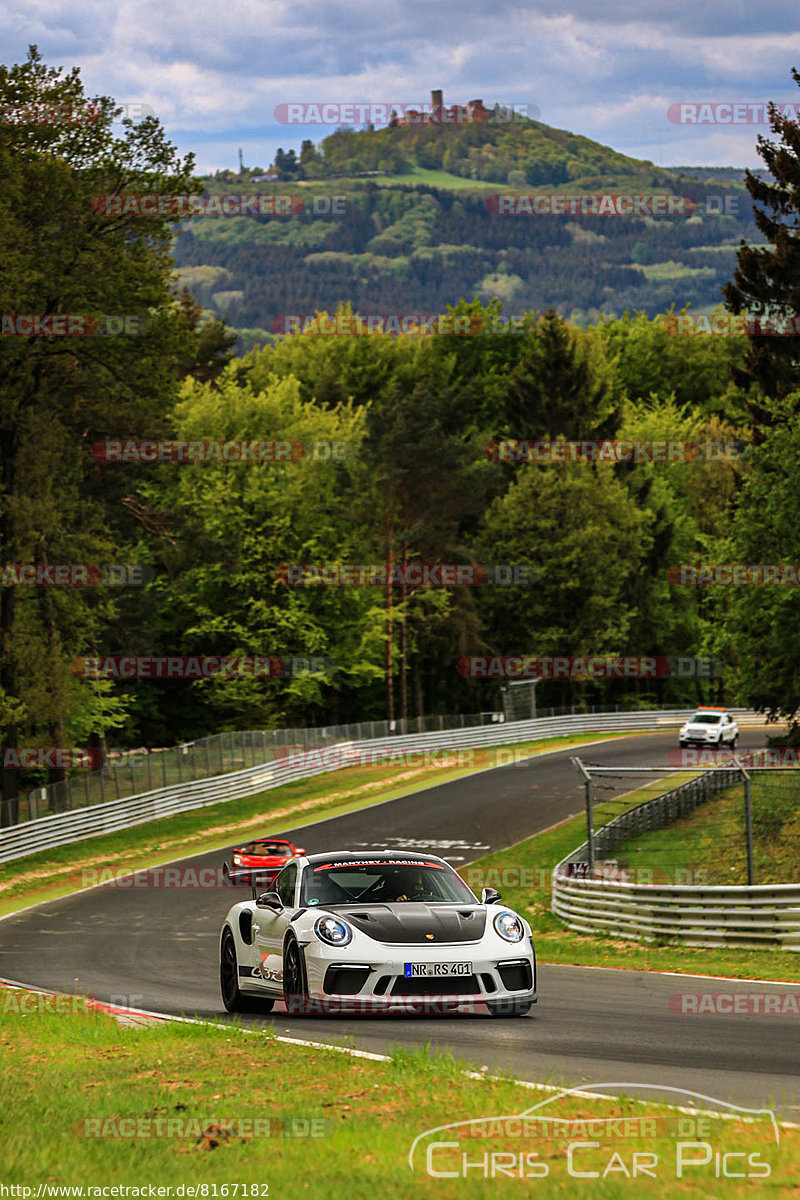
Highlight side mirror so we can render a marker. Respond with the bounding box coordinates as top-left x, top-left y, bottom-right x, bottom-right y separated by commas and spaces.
481, 887, 501, 904
256, 891, 284, 912
295, 848, 306, 856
